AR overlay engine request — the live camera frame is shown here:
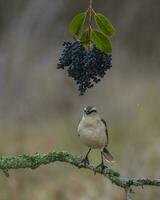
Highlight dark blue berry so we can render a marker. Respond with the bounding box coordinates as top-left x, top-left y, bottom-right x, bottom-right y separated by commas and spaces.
57, 42, 112, 95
